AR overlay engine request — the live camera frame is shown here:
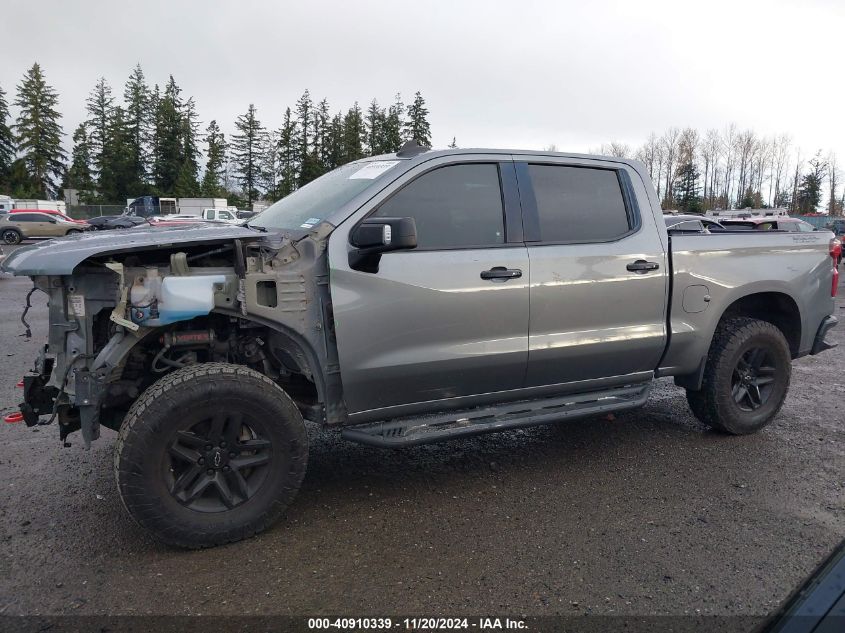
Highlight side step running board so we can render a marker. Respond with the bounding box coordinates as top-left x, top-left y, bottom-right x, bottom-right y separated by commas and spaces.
341, 382, 651, 448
